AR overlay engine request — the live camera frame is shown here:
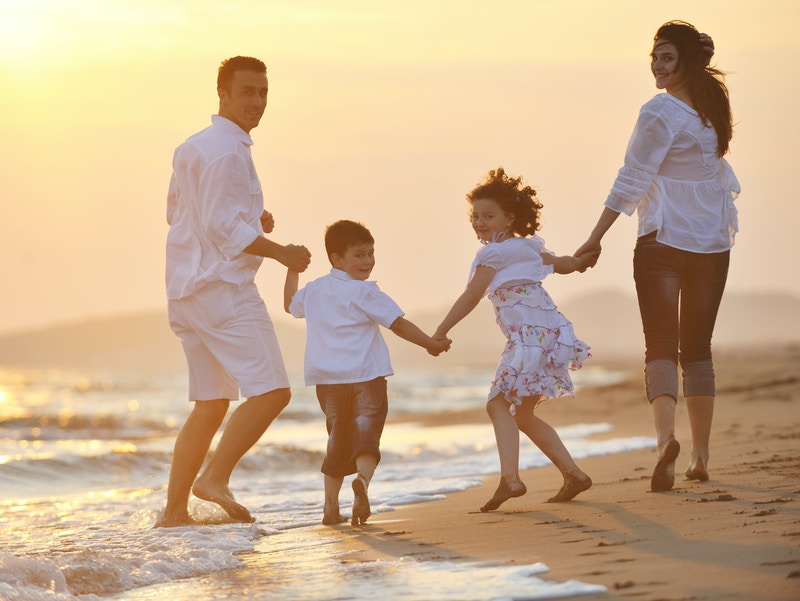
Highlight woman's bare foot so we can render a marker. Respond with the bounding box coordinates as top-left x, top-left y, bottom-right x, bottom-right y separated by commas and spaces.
651, 437, 681, 492
547, 471, 592, 502
351, 473, 371, 526
192, 479, 254, 523
685, 461, 709, 482
480, 477, 527, 512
